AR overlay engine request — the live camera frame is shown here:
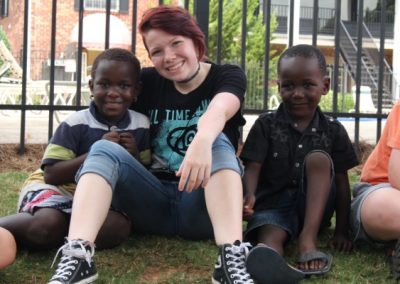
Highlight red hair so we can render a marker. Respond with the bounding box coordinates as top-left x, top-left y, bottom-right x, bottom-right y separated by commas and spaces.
139, 5, 207, 61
